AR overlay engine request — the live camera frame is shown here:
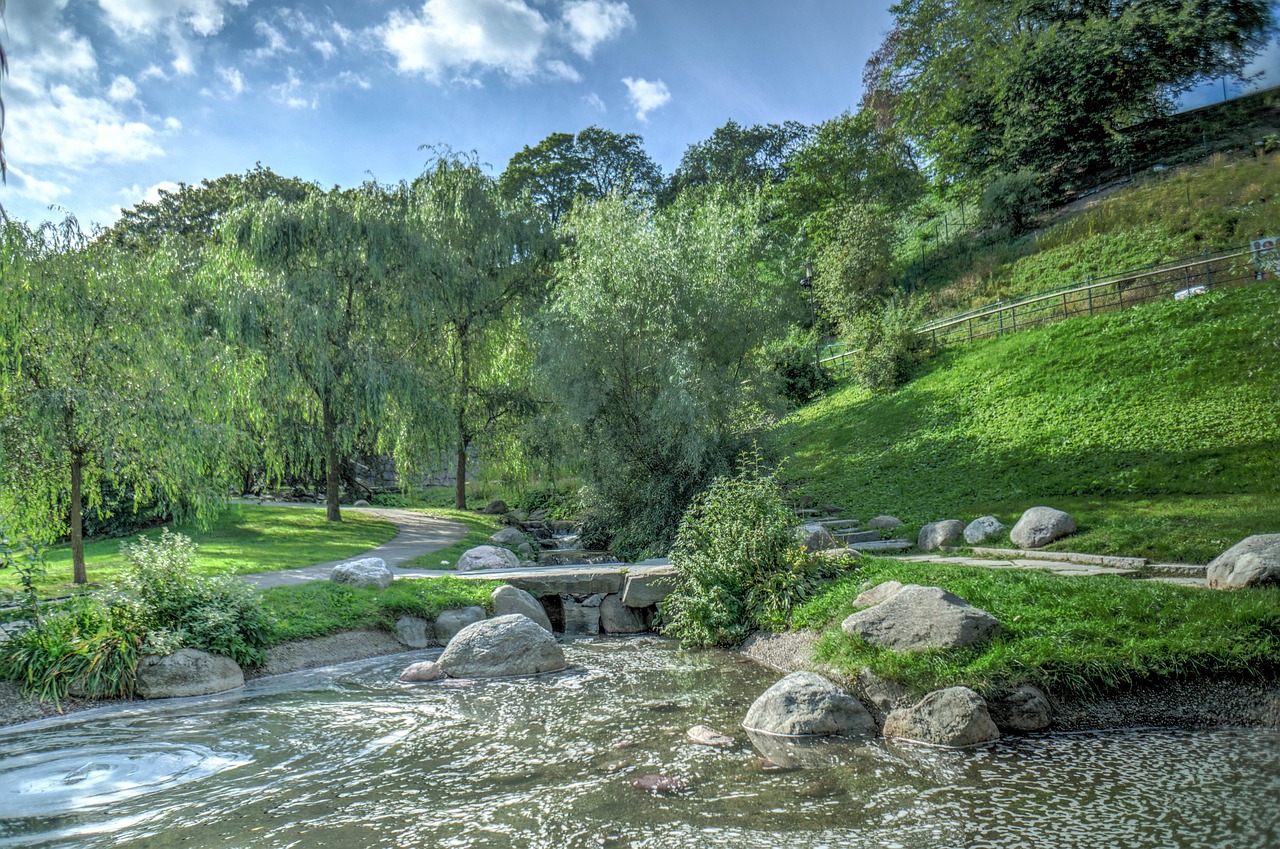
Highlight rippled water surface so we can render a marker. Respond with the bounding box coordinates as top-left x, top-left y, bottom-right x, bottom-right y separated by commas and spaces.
1, 638, 1276, 848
